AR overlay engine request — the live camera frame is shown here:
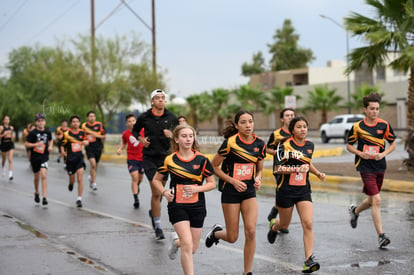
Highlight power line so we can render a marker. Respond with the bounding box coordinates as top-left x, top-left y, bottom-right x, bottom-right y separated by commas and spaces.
25, 0, 81, 45
119, 0, 152, 31
0, 0, 29, 32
